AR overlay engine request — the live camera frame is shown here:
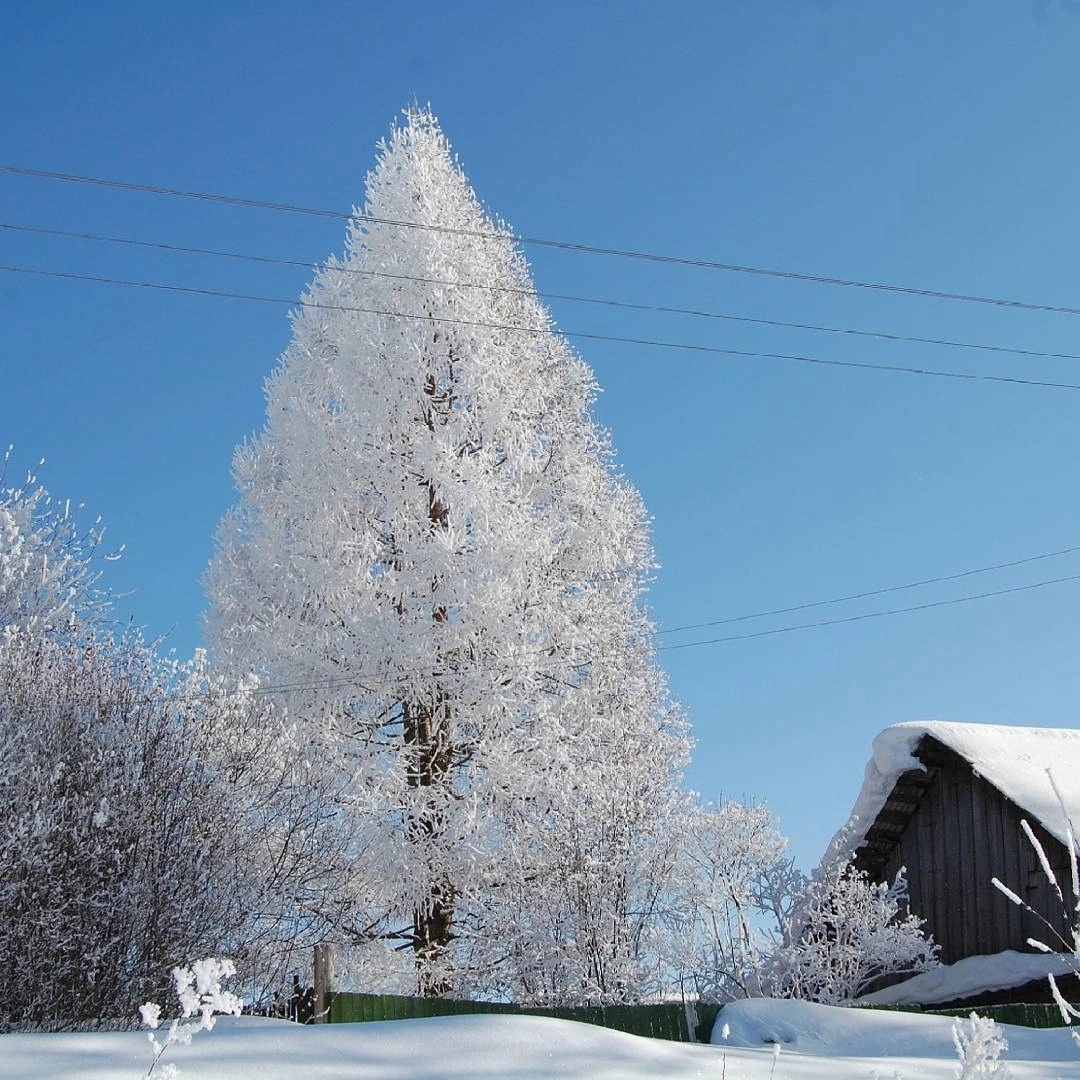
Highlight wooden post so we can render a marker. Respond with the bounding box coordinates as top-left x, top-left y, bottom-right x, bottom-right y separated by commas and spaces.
313, 943, 334, 1023
683, 999, 700, 1043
